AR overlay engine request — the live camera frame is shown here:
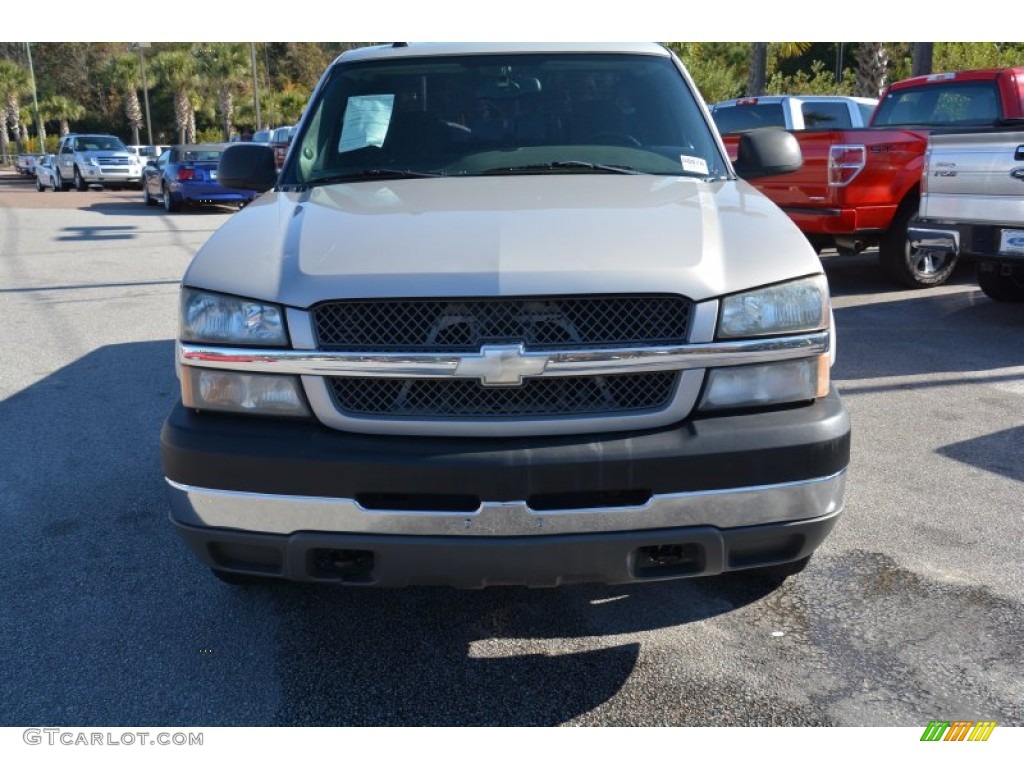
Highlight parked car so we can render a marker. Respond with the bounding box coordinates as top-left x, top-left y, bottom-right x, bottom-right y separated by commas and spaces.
163, 43, 850, 588
128, 144, 169, 163
711, 95, 878, 134
142, 143, 258, 213
54, 133, 143, 190
910, 126, 1024, 302
270, 125, 295, 169
33, 154, 60, 192
718, 68, 1024, 288
16, 153, 46, 176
